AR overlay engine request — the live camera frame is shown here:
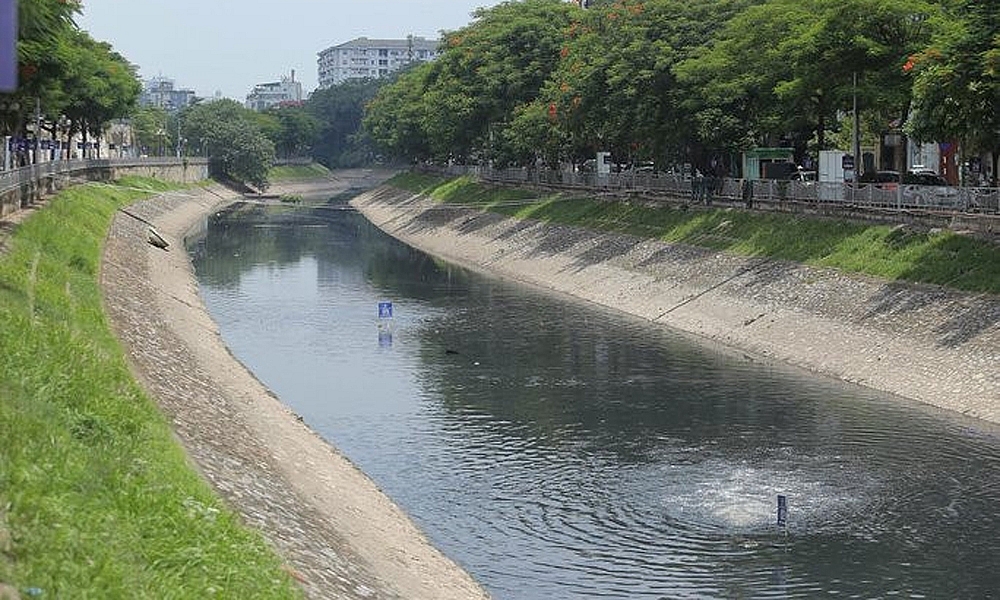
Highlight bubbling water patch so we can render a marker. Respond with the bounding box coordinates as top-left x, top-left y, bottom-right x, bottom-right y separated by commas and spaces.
640, 448, 884, 537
